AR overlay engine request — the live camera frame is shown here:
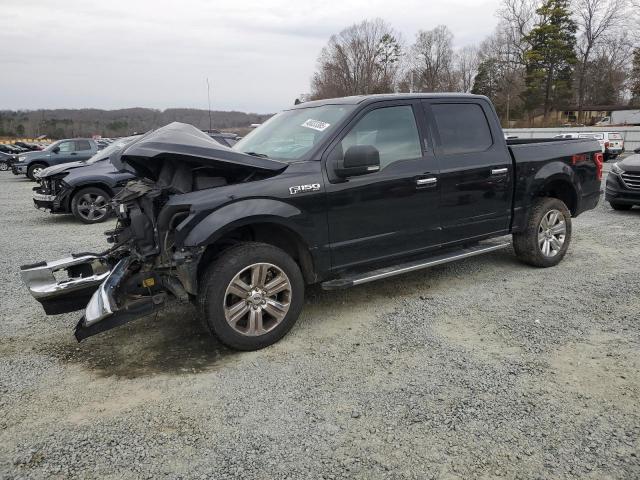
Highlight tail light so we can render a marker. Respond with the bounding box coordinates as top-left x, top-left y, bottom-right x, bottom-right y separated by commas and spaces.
594, 152, 603, 180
